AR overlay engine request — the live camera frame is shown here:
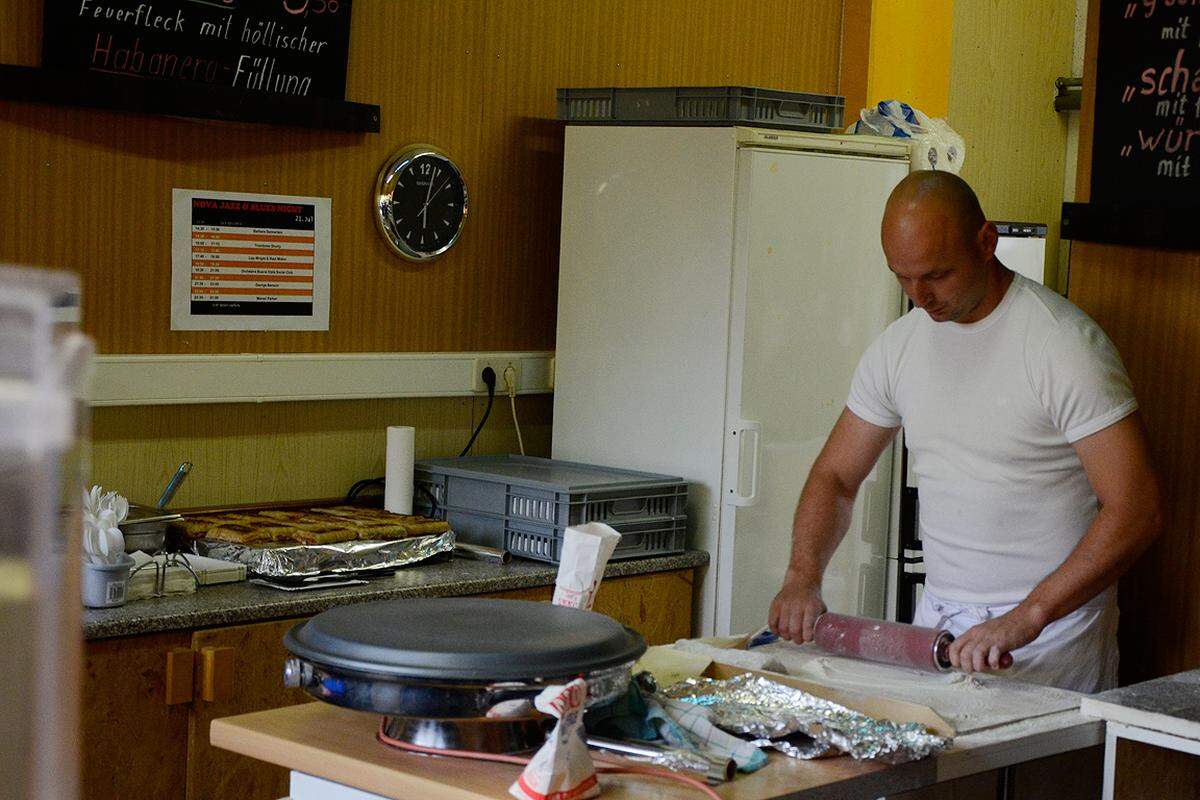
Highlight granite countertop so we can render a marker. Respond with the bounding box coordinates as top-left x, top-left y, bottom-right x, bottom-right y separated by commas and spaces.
84, 550, 708, 640
1080, 669, 1200, 741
